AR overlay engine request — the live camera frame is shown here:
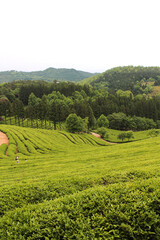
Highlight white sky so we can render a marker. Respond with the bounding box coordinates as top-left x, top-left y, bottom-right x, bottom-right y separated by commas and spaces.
0, 0, 160, 73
